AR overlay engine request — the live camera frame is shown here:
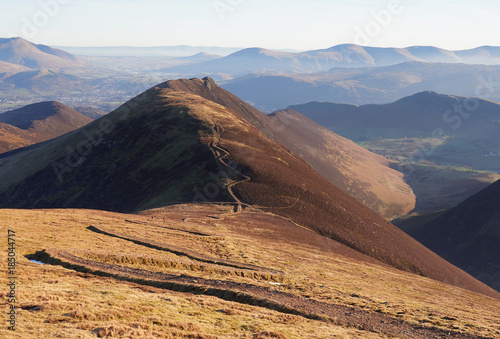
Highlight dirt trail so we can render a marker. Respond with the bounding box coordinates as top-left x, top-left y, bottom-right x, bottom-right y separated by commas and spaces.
208, 123, 306, 218
33, 248, 490, 339
87, 225, 283, 274
209, 123, 251, 214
